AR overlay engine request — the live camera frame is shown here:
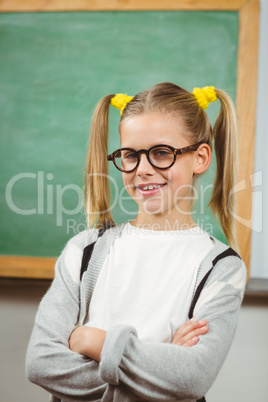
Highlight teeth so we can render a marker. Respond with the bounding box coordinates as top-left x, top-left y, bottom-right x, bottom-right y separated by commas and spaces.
141, 185, 161, 190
